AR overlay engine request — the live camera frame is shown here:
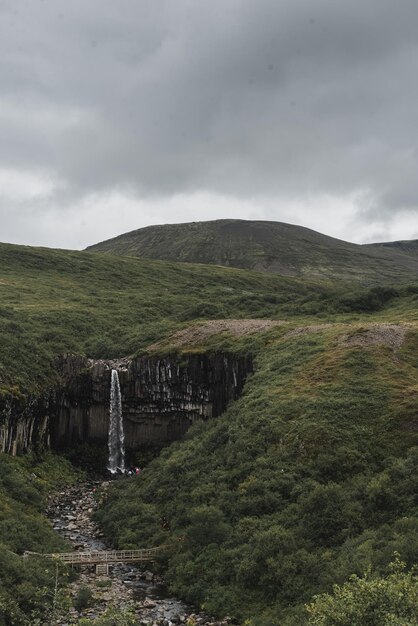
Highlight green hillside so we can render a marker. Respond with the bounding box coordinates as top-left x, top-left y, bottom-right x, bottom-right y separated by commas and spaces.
1, 239, 418, 625
86, 219, 418, 284
0, 241, 336, 393
368, 238, 418, 256
97, 322, 418, 625
0, 239, 401, 395
0, 453, 79, 623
